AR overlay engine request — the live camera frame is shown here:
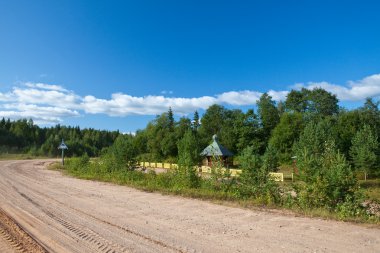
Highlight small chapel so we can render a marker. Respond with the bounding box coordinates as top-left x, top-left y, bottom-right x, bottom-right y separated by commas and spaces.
200, 134, 234, 167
